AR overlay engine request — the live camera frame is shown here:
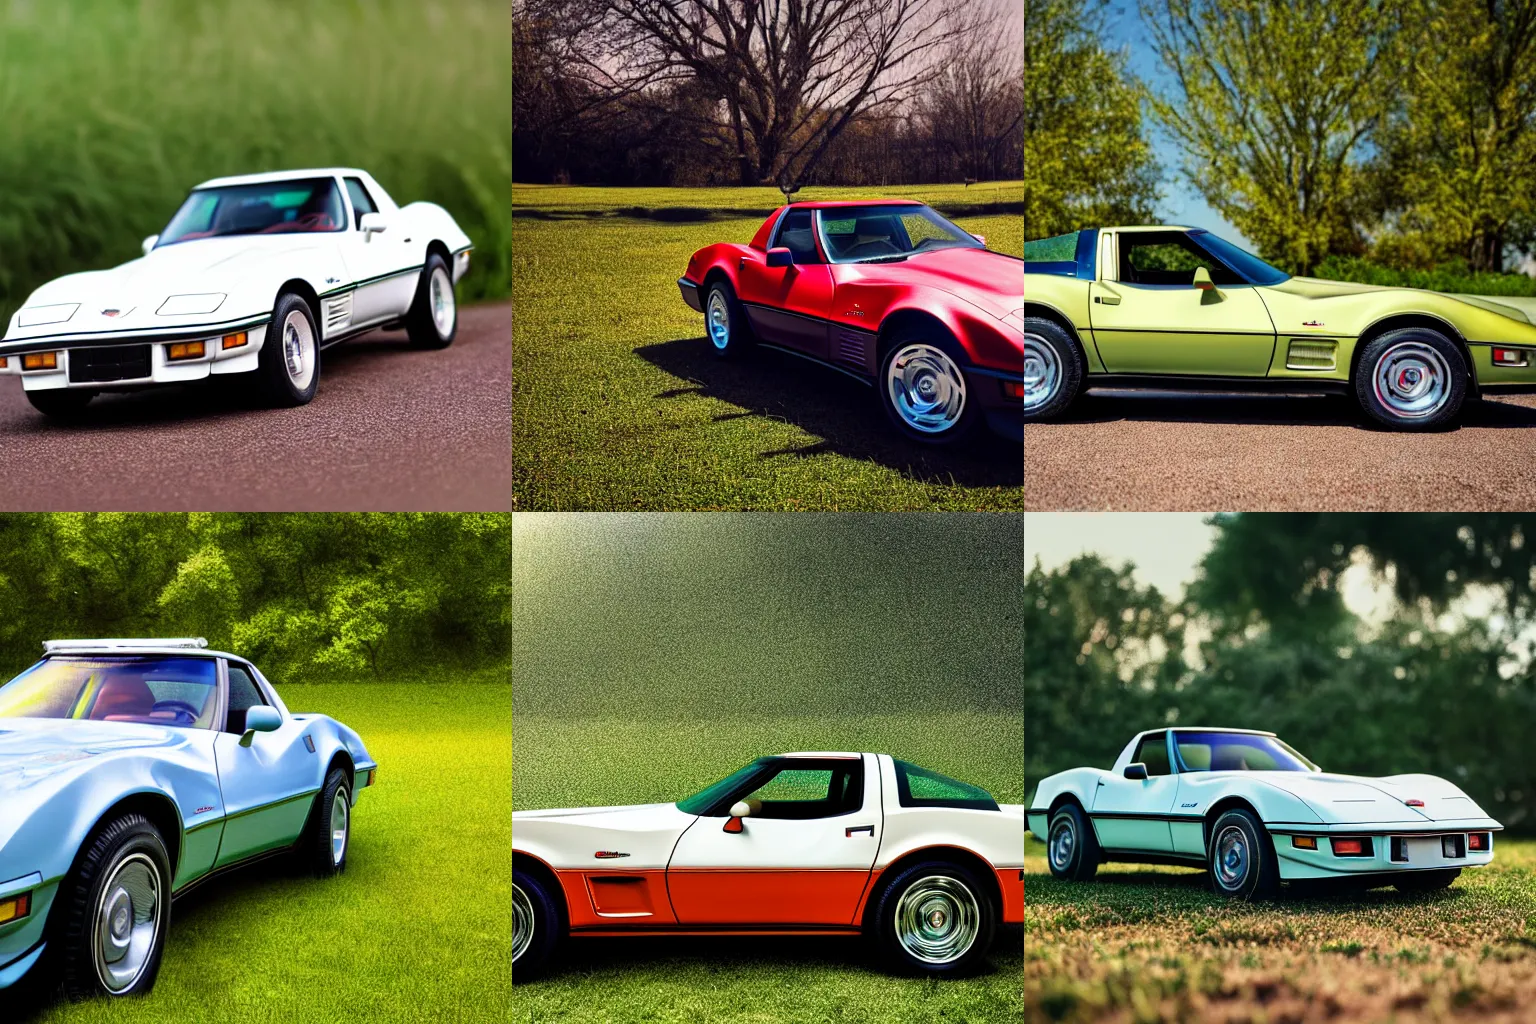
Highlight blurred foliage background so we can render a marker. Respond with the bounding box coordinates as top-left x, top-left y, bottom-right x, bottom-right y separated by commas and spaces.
0, 513, 511, 683
1026, 513, 1536, 834
0, 0, 511, 326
